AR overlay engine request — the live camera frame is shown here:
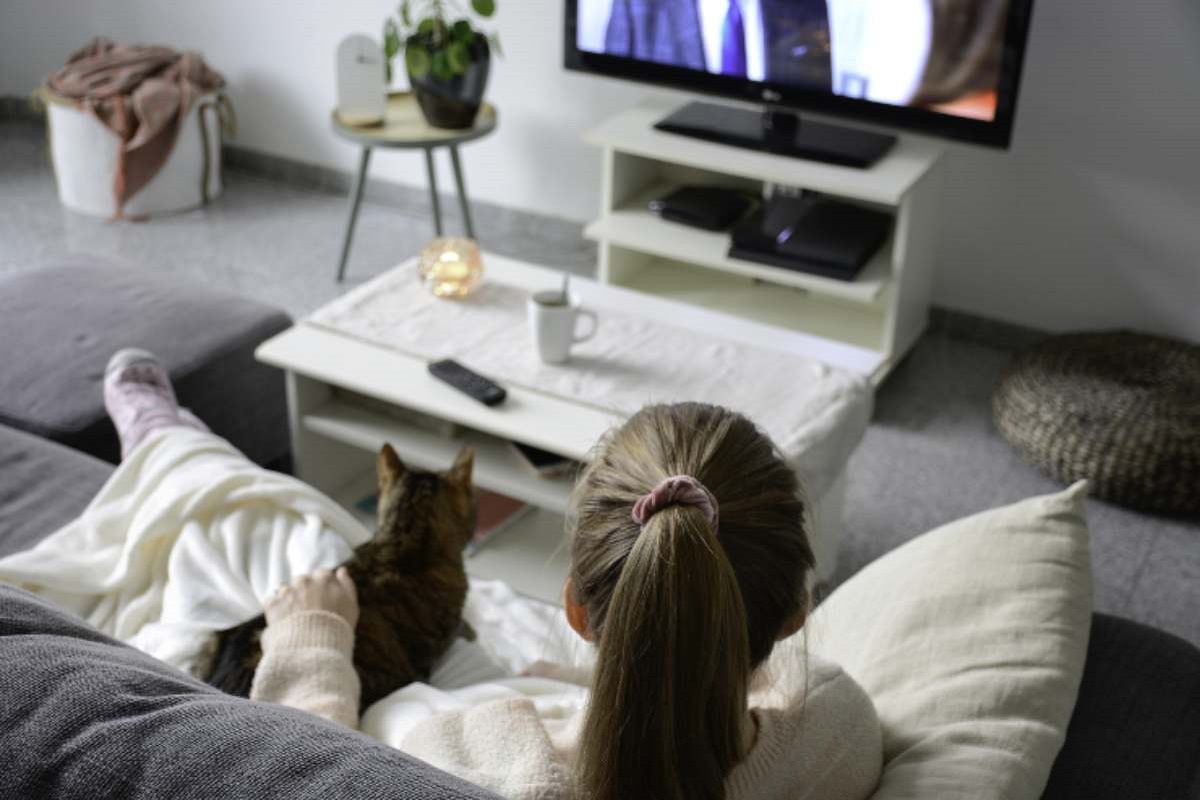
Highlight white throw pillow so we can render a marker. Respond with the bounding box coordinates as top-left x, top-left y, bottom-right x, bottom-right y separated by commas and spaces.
799, 482, 1093, 800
